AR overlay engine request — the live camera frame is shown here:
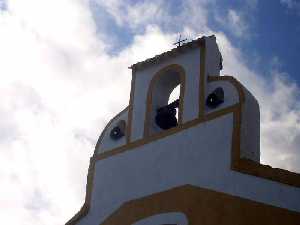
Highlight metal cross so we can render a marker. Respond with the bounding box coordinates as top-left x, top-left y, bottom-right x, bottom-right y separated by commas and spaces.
173, 34, 187, 47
